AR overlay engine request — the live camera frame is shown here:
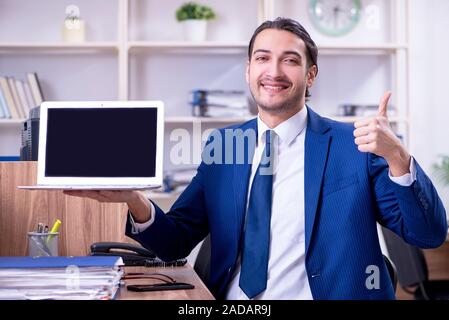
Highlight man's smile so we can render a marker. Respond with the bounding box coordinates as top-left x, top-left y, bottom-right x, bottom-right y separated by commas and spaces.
259, 79, 291, 94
